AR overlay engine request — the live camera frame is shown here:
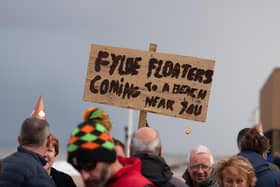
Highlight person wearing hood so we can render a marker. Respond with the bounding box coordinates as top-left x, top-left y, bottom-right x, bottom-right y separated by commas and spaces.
182, 145, 218, 187
130, 126, 188, 187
